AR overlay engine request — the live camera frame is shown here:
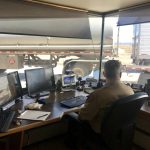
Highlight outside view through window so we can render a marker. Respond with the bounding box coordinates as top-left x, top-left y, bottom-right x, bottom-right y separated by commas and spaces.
2, 15, 150, 87
102, 16, 150, 86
